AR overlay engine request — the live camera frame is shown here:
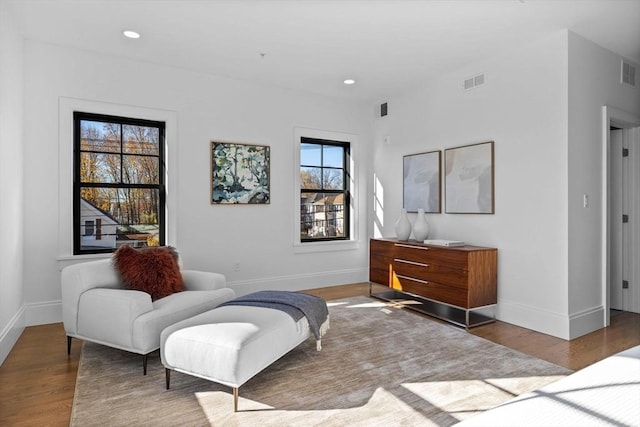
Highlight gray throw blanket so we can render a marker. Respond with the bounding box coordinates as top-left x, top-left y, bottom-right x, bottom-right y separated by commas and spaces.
220, 291, 329, 350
